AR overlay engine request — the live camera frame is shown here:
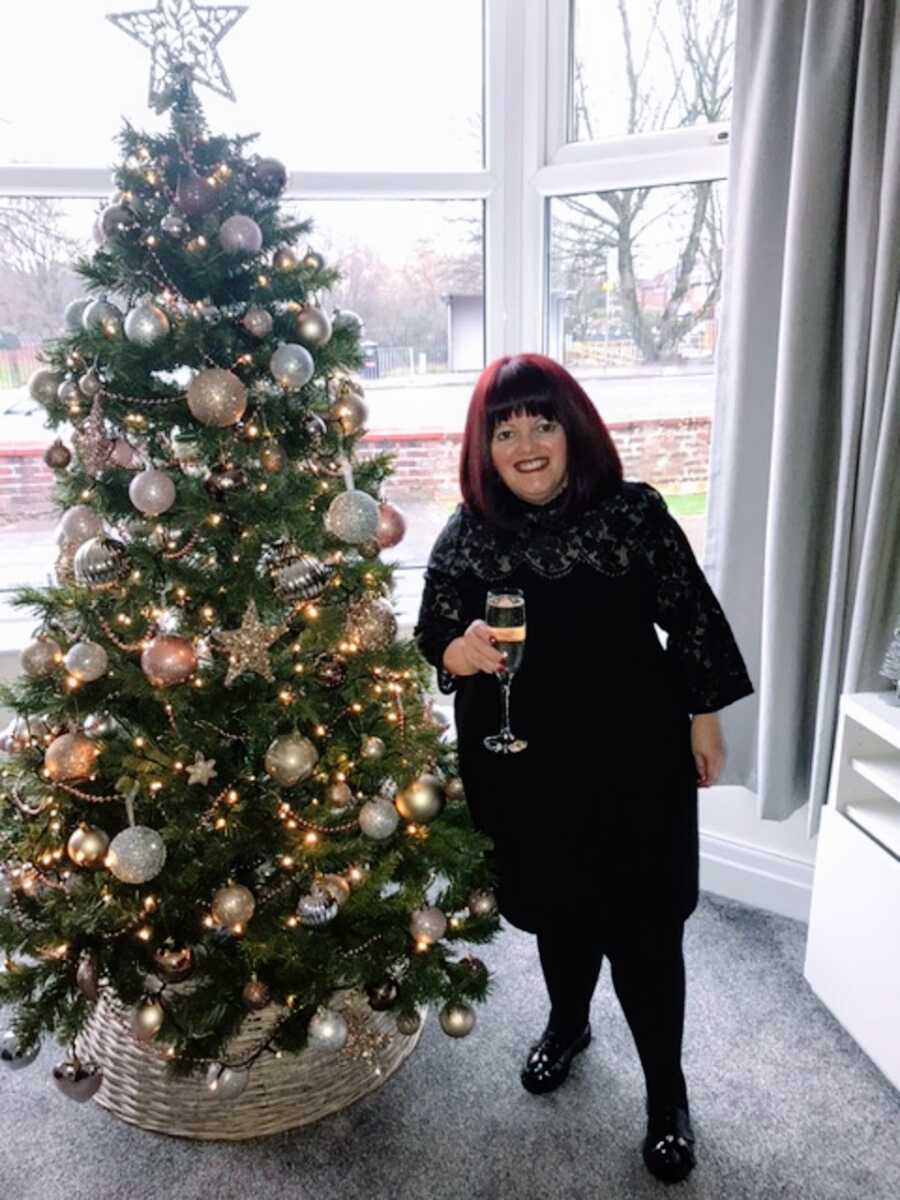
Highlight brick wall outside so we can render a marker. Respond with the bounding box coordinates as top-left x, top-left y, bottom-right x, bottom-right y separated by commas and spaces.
0, 414, 711, 516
